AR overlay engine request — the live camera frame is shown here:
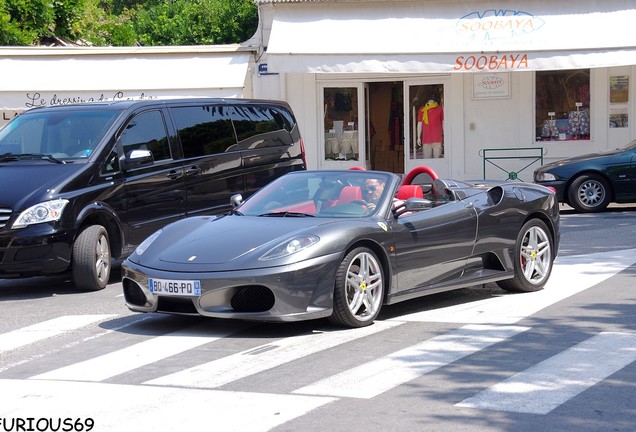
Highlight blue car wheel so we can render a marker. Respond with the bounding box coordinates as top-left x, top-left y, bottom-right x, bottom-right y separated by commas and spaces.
568, 173, 611, 212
